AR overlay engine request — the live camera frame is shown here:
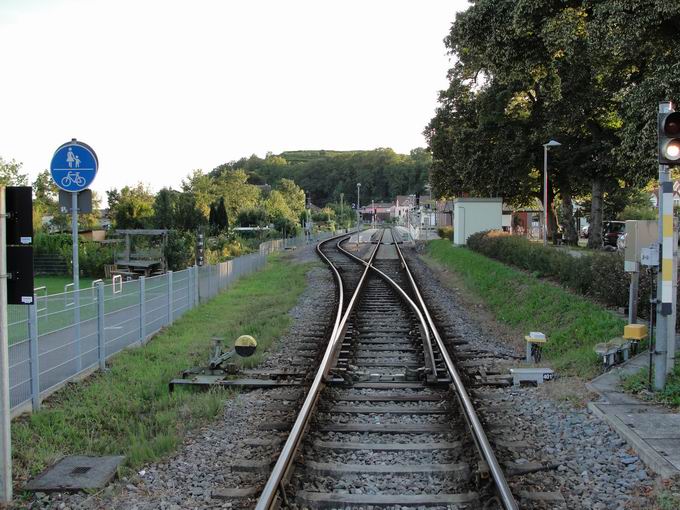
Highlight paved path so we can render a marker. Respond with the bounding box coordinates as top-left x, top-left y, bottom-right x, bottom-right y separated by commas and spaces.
588, 350, 680, 478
